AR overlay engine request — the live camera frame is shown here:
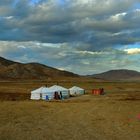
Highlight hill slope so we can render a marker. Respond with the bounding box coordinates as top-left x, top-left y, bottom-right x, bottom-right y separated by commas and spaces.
92, 69, 140, 81
0, 57, 78, 80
